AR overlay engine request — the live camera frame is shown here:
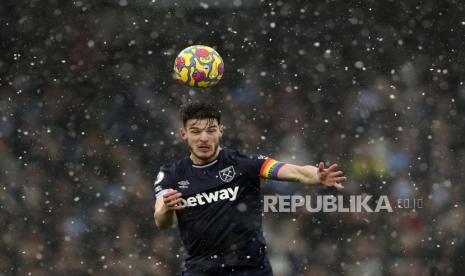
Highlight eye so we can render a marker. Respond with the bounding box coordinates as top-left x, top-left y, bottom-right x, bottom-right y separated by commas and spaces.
204, 65, 210, 71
